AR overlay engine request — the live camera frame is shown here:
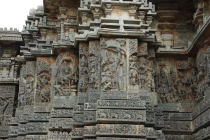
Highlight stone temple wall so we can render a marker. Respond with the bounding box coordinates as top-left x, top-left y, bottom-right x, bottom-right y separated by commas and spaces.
0, 0, 210, 140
